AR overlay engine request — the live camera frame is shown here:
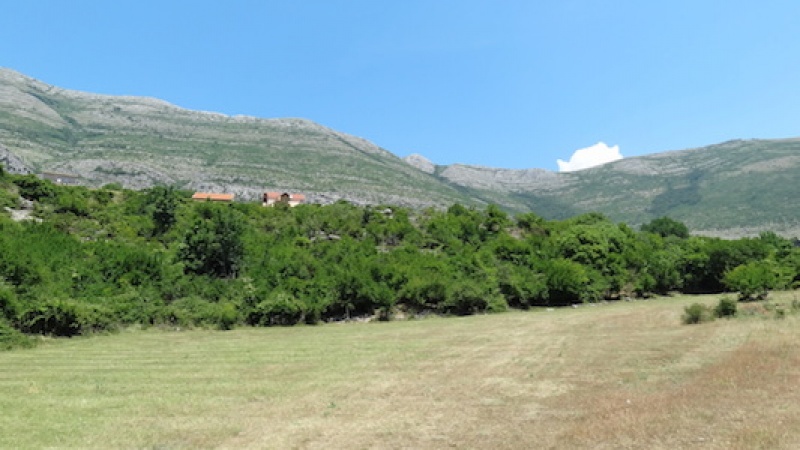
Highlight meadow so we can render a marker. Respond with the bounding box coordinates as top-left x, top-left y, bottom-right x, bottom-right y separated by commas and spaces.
2, 292, 799, 449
